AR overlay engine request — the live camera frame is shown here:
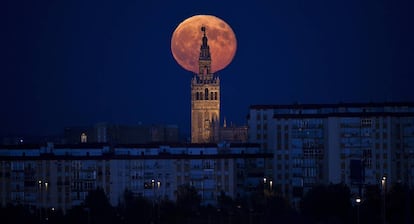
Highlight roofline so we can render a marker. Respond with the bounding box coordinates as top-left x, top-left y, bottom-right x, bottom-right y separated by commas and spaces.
272, 112, 414, 119
0, 142, 260, 149
0, 153, 273, 161
250, 101, 414, 110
